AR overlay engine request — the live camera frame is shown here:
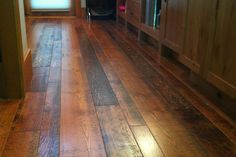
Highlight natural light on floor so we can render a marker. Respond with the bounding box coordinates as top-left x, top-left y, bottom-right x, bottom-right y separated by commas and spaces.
31, 0, 71, 10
